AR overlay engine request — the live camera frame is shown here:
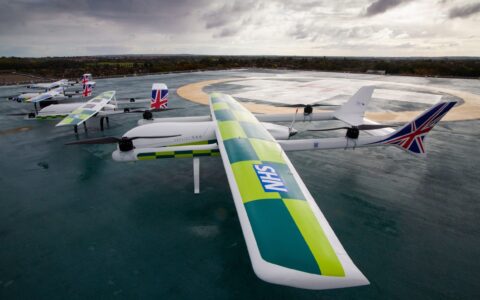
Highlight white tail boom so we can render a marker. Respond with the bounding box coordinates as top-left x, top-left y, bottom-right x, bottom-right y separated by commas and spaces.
279, 101, 456, 156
